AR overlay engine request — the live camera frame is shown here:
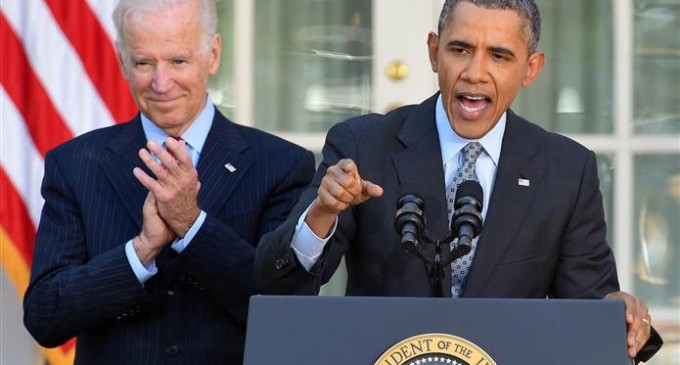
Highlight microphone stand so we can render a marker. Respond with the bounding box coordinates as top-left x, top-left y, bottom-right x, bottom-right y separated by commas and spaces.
396, 189, 481, 298
406, 231, 470, 298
